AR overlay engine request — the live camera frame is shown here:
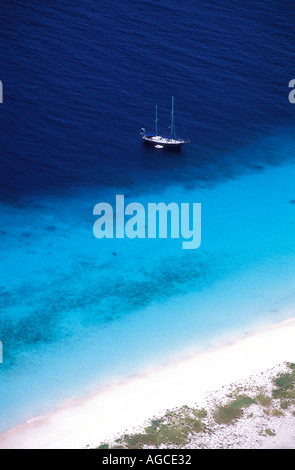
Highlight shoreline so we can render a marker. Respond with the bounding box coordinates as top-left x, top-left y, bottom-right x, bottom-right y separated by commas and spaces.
1, 314, 295, 449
